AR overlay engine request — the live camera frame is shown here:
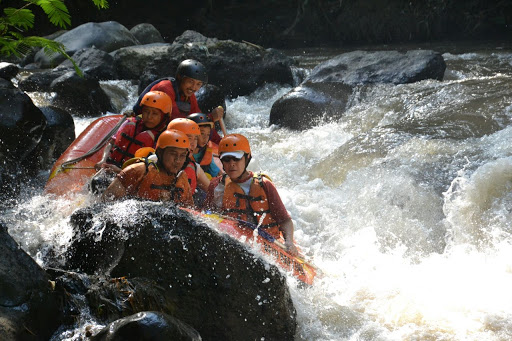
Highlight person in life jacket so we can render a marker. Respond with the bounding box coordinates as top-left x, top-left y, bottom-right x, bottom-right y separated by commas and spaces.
167, 118, 210, 206
187, 113, 222, 179
204, 134, 298, 255
102, 129, 193, 206
95, 91, 172, 174
132, 59, 223, 144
